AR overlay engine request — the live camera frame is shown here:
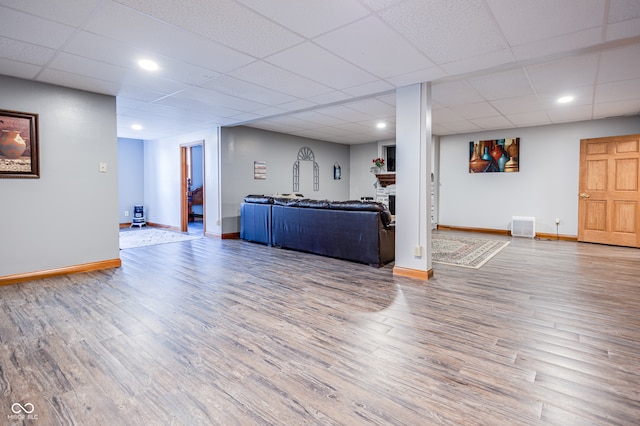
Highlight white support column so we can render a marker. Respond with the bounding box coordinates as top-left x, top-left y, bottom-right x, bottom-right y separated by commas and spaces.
393, 83, 433, 280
